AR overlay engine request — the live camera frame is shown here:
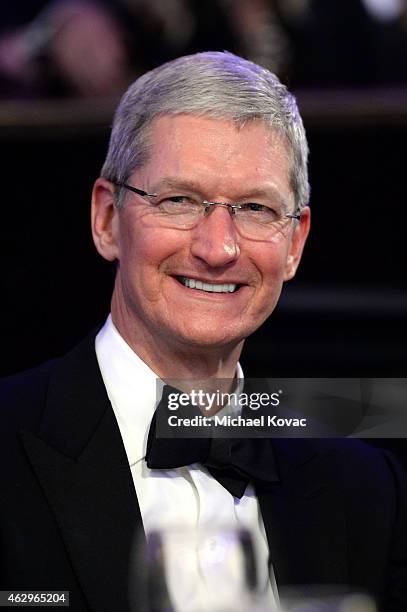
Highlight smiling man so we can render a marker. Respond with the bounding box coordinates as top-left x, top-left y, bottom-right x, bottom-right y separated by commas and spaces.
93, 112, 309, 376
1, 52, 407, 612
